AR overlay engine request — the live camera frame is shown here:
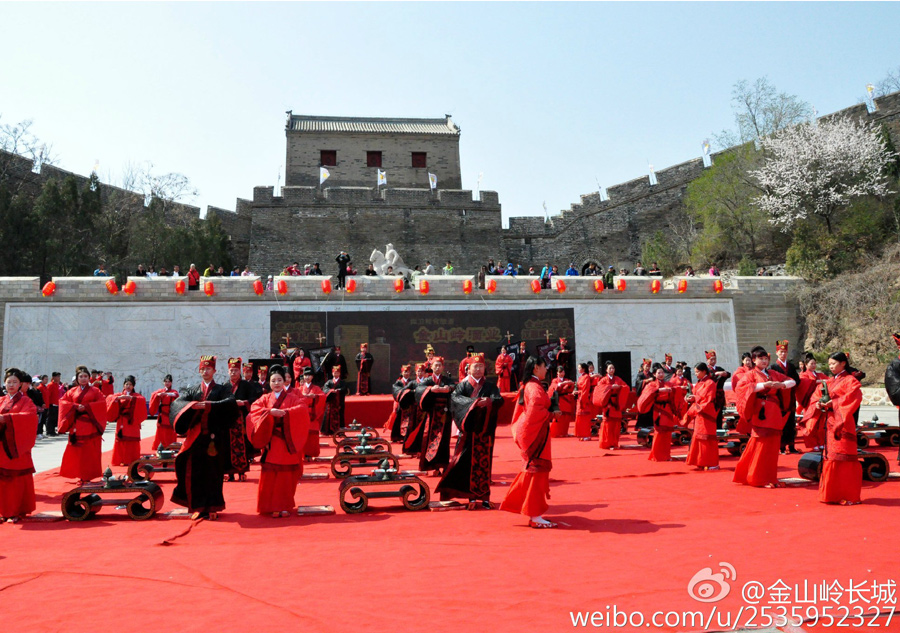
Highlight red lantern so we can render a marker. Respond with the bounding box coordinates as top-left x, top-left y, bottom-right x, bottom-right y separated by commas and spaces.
556, 279, 566, 293
175, 279, 186, 295
677, 279, 687, 293
41, 281, 56, 297
394, 278, 405, 293
650, 279, 661, 294
593, 279, 604, 293
616, 279, 626, 292
105, 279, 119, 295
530, 279, 541, 294
253, 279, 264, 296
713, 279, 724, 294
321, 279, 332, 294
277, 280, 288, 295
487, 279, 497, 294
419, 279, 430, 295
346, 278, 357, 293
123, 280, 136, 295
462, 279, 473, 294
204, 281, 215, 296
